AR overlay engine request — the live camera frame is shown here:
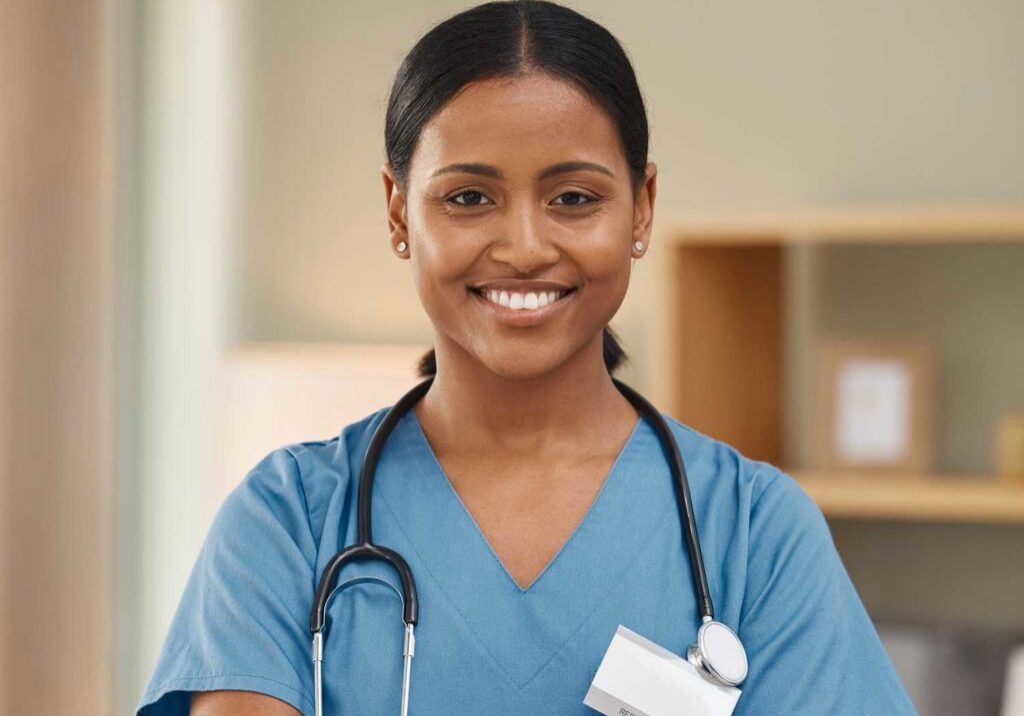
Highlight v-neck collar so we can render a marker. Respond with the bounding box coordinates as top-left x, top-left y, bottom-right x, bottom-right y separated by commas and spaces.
372, 406, 675, 690
407, 408, 644, 594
